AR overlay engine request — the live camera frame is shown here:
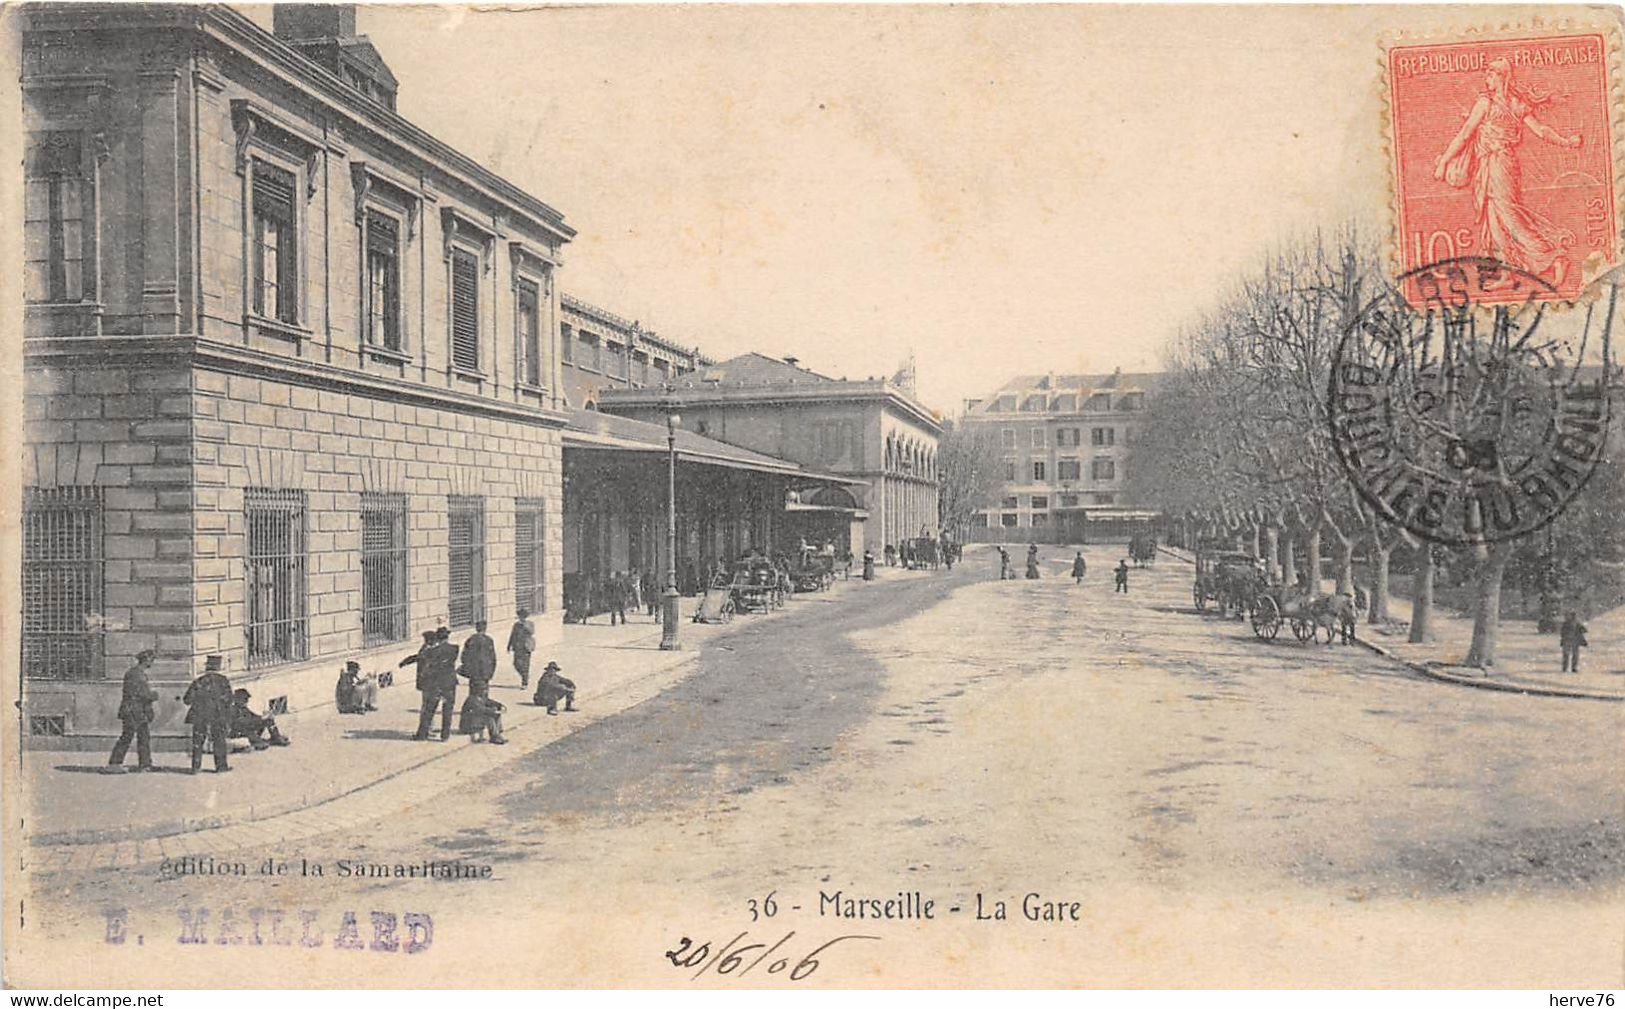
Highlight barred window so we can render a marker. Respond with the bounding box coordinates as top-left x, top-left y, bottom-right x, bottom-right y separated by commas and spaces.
361, 492, 408, 646
22, 487, 102, 680
365, 211, 401, 350
1032, 461, 1046, 481
517, 278, 542, 386
252, 161, 298, 324
246, 489, 307, 668
450, 249, 480, 372
515, 499, 546, 614
448, 496, 485, 627
24, 132, 90, 303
